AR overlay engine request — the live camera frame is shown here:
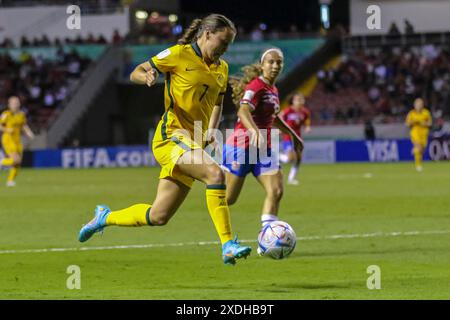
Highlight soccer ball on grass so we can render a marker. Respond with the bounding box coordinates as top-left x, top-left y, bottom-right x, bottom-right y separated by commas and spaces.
257, 221, 296, 259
